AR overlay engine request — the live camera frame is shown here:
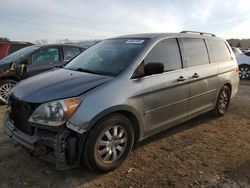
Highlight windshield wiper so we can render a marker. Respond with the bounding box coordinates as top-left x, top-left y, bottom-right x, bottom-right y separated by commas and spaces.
66, 67, 115, 76
73, 68, 100, 75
